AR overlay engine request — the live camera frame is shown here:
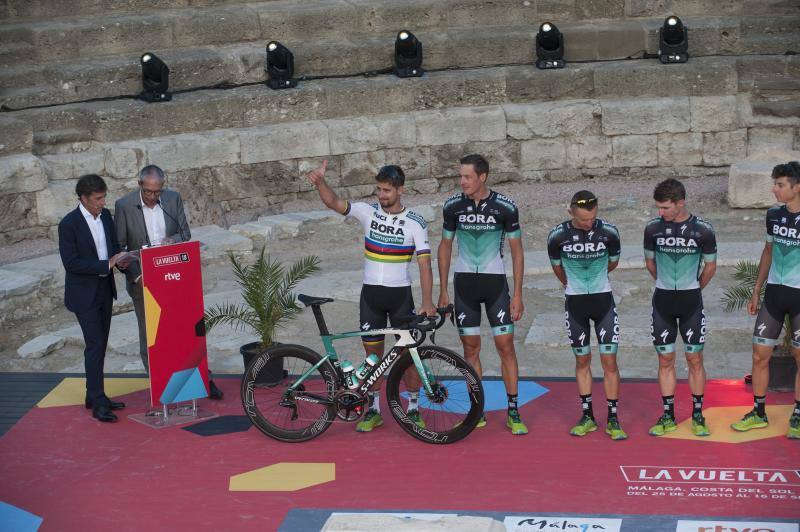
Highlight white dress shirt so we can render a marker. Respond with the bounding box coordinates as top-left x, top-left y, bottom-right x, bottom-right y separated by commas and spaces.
140, 191, 167, 246
79, 203, 109, 261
